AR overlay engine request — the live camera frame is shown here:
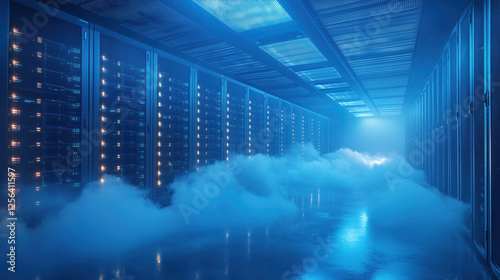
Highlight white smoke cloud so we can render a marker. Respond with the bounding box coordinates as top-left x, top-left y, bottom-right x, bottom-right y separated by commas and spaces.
1, 144, 467, 279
